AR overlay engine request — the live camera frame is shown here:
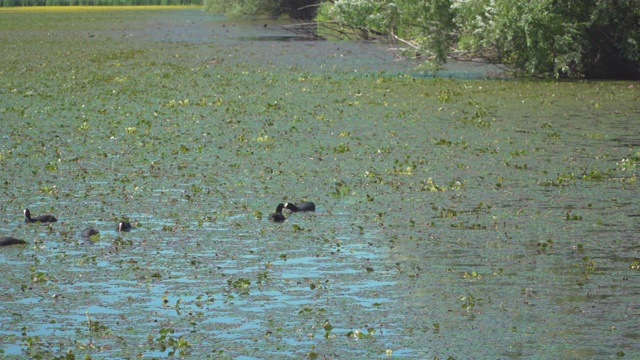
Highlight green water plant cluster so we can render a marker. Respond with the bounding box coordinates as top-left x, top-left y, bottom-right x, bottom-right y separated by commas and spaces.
536, 239, 553, 254
150, 328, 191, 357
